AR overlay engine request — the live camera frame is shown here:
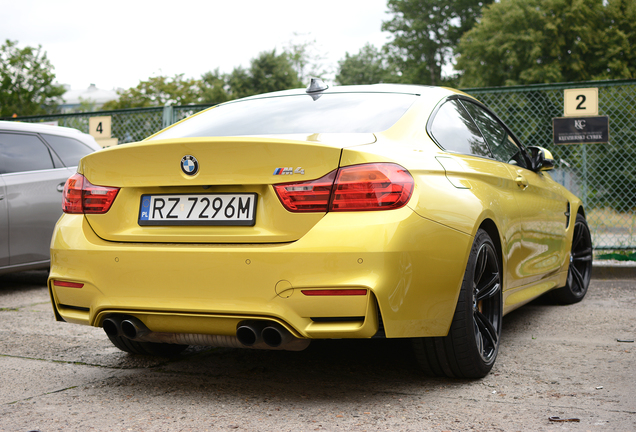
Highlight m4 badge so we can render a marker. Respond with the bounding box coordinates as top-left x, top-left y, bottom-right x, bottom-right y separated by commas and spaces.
273, 167, 305, 175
